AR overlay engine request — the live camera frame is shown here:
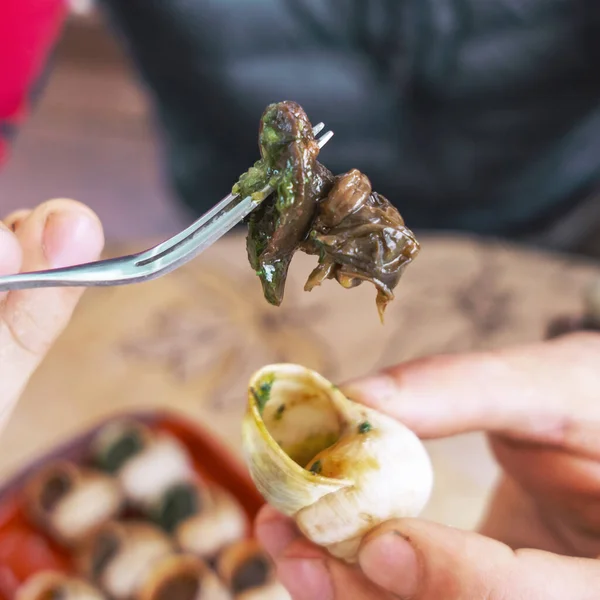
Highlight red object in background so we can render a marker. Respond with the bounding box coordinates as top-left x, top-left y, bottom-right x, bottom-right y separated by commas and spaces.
0, 410, 265, 600
0, 0, 66, 163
